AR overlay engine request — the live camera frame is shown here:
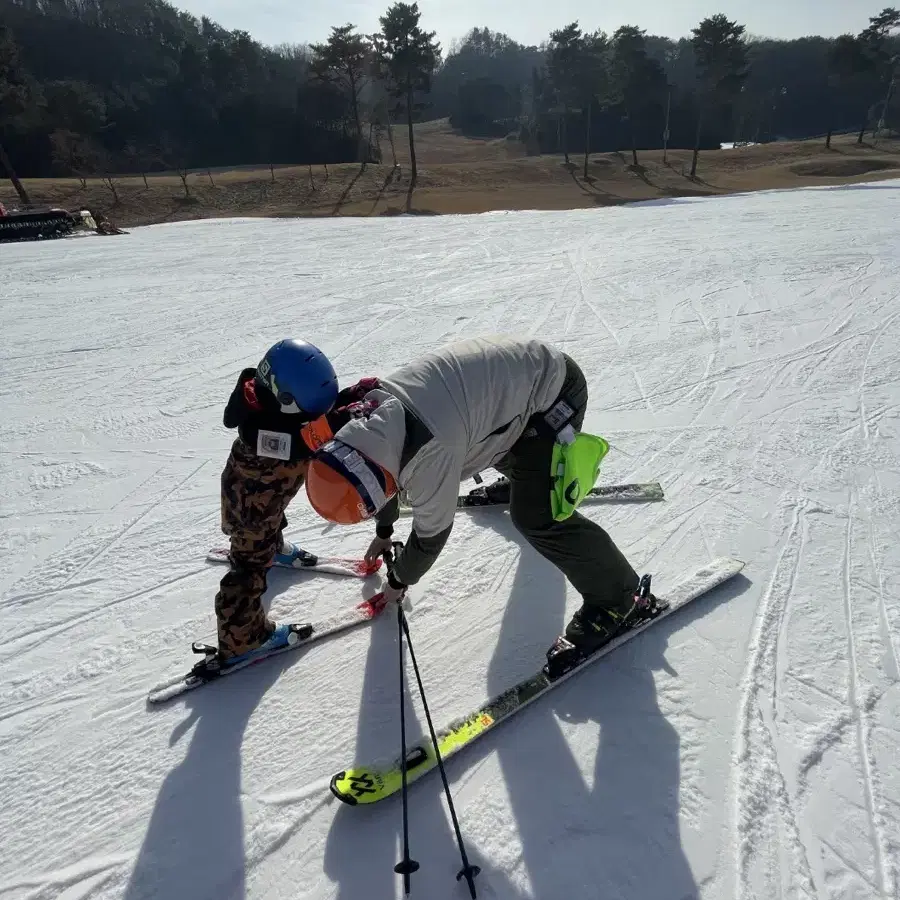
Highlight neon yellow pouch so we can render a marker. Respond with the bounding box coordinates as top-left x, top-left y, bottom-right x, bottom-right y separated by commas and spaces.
550, 428, 610, 520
